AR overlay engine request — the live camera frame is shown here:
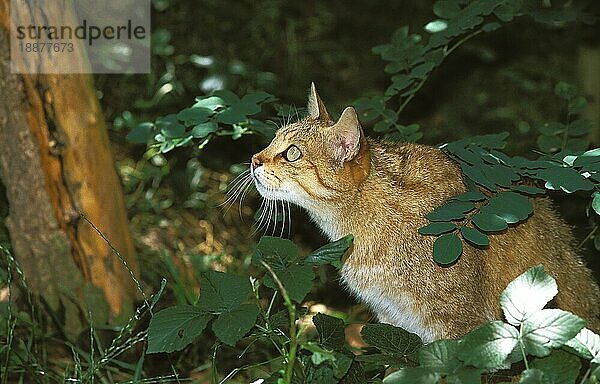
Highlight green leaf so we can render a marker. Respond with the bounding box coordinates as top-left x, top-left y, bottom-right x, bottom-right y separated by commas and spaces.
452, 191, 486, 202
303, 345, 352, 379
217, 107, 248, 125
193, 95, 226, 111
494, 4, 516, 22
537, 134, 562, 153
472, 212, 508, 232
191, 121, 217, 138
565, 138, 589, 152
425, 20, 448, 33
519, 369, 547, 384
447, 367, 483, 384
511, 185, 545, 195
147, 305, 210, 353
176, 106, 213, 126
426, 201, 475, 221
383, 367, 441, 384
482, 22, 501, 32
481, 165, 520, 188
212, 89, 240, 105
566, 328, 600, 362
554, 82, 577, 100
433, 233, 463, 265
197, 271, 251, 313
457, 321, 519, 369
460, 163, 496, 192
305, 235, 353, 269
481, 192, 532, 224
303, 360, 336, 384
433, 0, 461, 18
211, 303, 259, 346
530, 349, 581, 384
568, 119, 592, 136
126, 122, 155, 143
521, 309, 586, 357
263, 263, 315, 303
313, 313, 346, 351
500, 265, 558, 326
252, 236, 299, 269
361, 323, 423, 357
460, 226, 489, 247
240, 91, 276, 107
418, 339, 461, 373
419, 222, 457, 235
537, 167, 594, 193
592, 192, 600, 216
